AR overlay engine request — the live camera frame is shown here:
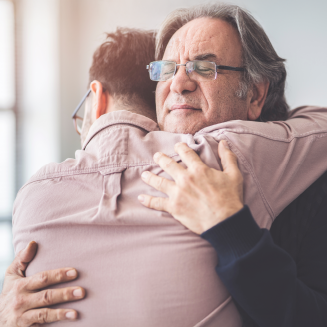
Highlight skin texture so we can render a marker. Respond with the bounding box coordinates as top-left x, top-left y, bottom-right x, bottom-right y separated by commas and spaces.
155, 17, 269, 134
0, 242, 85, 326
139, 141, 244, 234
